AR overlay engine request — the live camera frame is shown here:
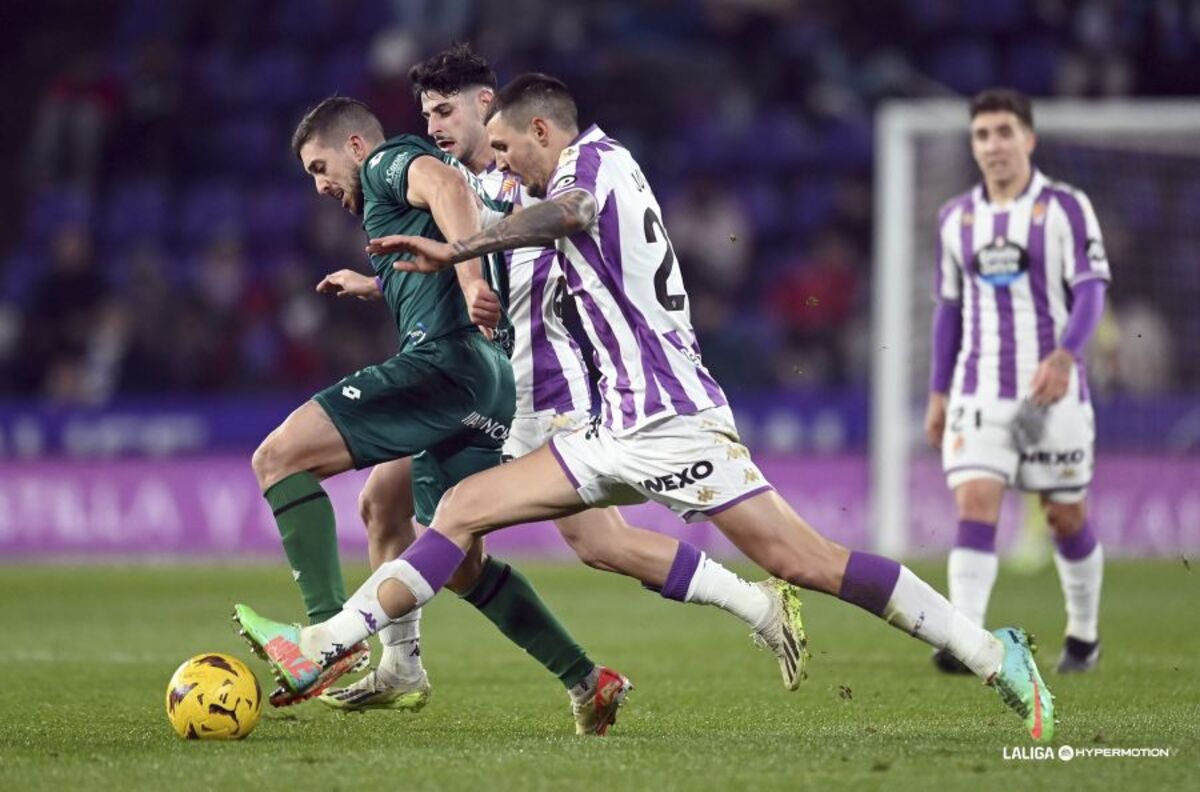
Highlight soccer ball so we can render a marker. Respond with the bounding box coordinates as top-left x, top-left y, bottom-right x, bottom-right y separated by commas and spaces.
165, 653, 262, 740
